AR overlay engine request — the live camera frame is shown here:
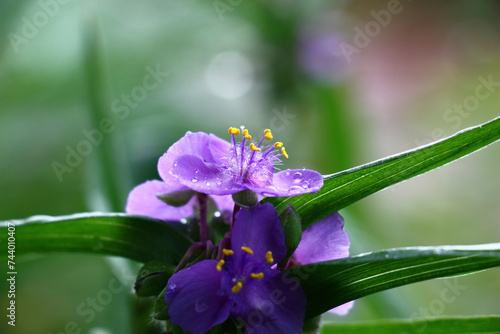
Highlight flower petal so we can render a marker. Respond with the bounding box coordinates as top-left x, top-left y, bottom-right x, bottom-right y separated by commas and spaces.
165, 260, 233, 334
158, 131, 217, 183
231, 203, 287, 264
293, 212, 349, 264
125, 180, 195, 220
212, 195, 235, 213
249, 169, 323, 197
231, 271, 306, 334
171, 154, 245, 195
329, 301, 355, 315
208, 133, 231, 164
